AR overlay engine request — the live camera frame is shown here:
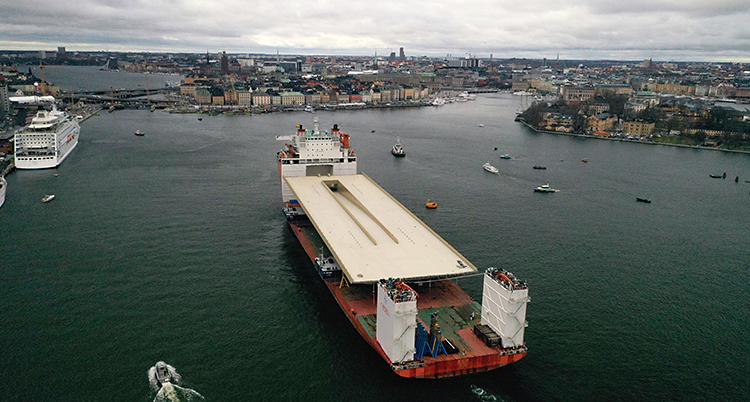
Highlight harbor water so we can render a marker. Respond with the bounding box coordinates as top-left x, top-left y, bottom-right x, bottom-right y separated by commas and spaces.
2, 72, 749, 401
